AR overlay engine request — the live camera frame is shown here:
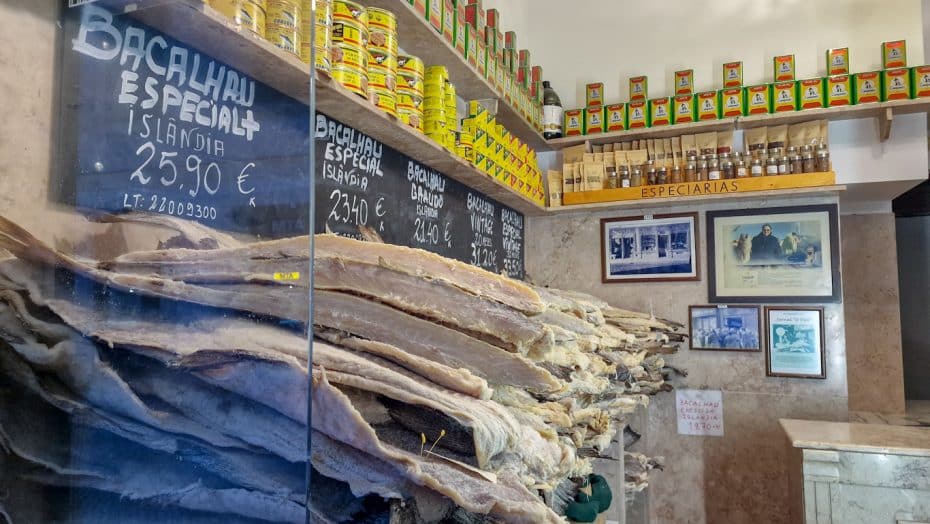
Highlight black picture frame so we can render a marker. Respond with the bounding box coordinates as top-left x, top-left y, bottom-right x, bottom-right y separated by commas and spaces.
706, 204, 841, 303
600, 212, 700, 284
688, 305, 762, 351
764, 306, 827, 379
